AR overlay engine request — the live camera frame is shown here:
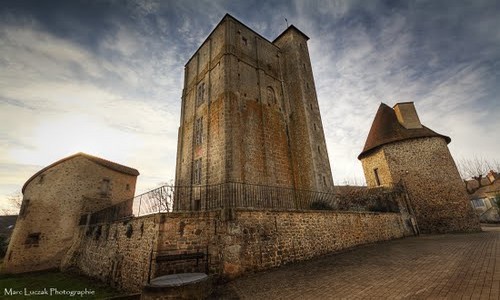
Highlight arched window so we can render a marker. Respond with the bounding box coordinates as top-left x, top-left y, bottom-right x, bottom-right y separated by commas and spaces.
266, 86, 276, 105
